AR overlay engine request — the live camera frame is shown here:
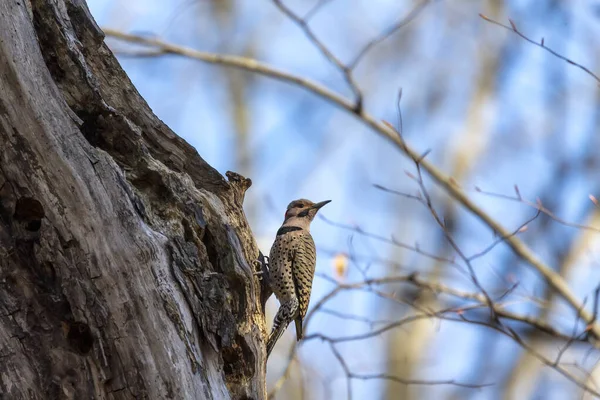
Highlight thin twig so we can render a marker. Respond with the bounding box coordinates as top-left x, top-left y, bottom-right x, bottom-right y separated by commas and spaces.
410, 160, 500, 322
329, 343, 353, 400
319, 214, 457, 265
304, 0, 333, 21
327, 337, 490, 396
467, 210, 541, 262
267, 355, 298, 399
349, 0, 430, 69
479, 14, 600, 85
474, 186, 600, 233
